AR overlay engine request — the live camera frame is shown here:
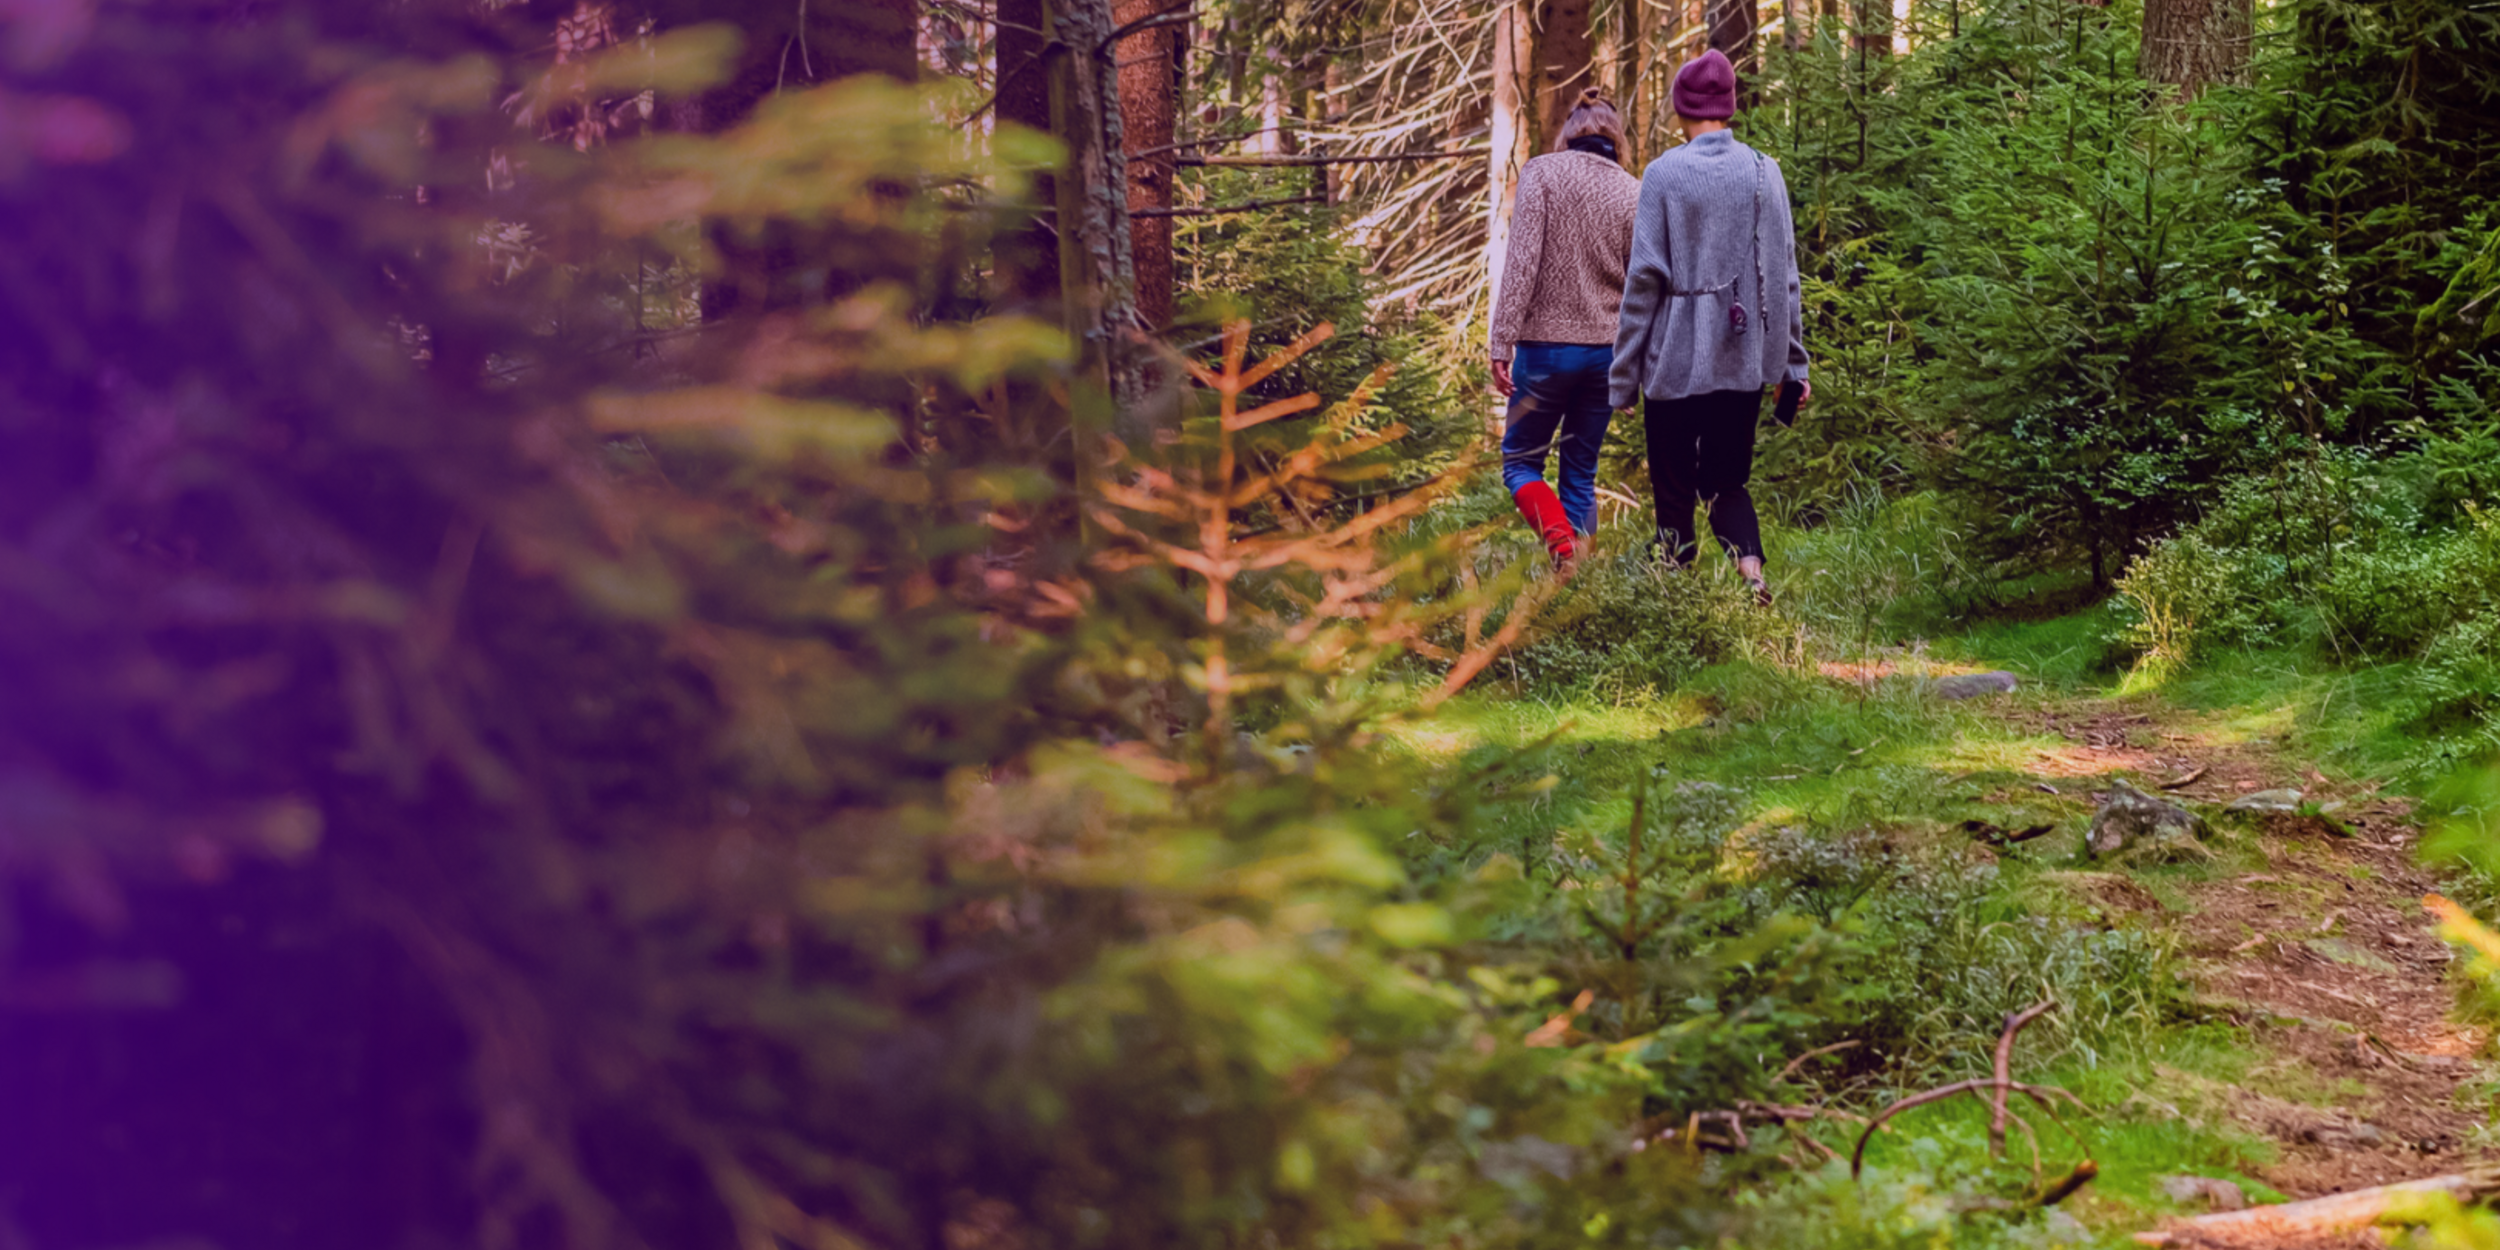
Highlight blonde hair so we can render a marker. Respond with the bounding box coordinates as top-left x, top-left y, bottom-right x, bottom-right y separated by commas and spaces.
1552, 87, 1629, 166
